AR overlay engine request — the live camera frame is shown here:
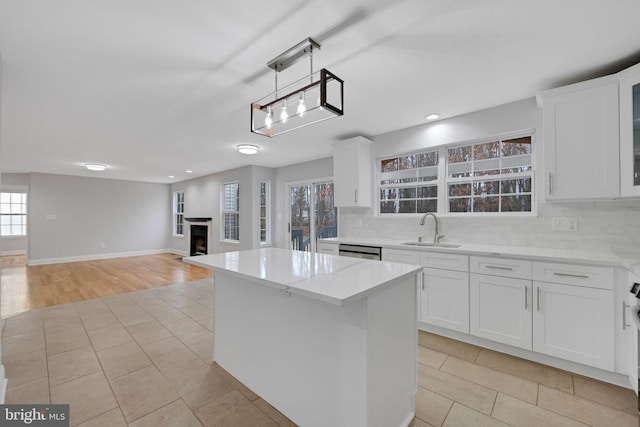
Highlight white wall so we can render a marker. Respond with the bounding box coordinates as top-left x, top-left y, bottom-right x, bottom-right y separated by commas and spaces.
339, 97, 640, 258
272, 157, 333, 249
0, 173, 29, 255
28, 173, 171, 263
